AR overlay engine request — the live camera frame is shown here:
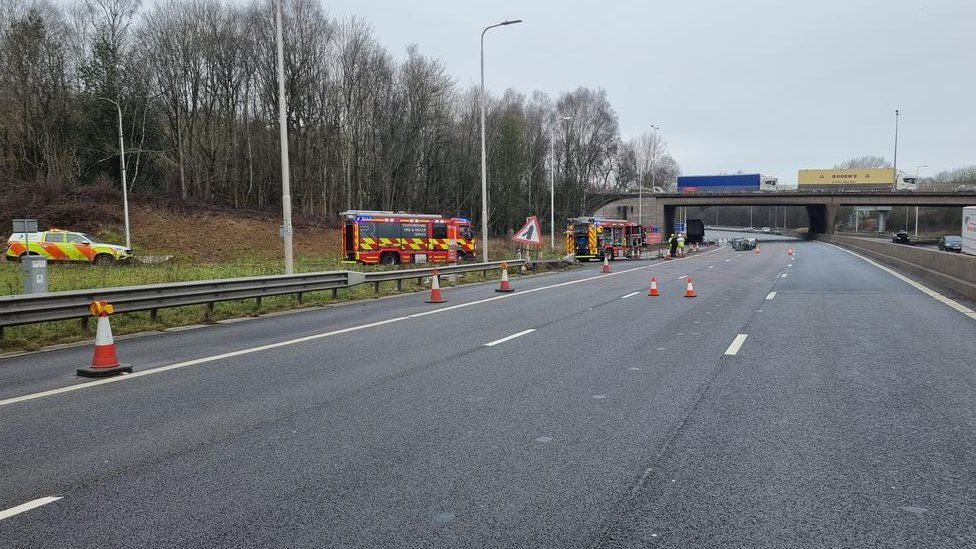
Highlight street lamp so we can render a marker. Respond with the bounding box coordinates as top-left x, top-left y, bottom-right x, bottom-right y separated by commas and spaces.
892, 109, 900, 180
550, 115, 571, 250
914, 164, 928, 236
275, 0, 294, 273
480, 19, 522, 262
98, 97, 131, 250
639, 124, 660, 225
